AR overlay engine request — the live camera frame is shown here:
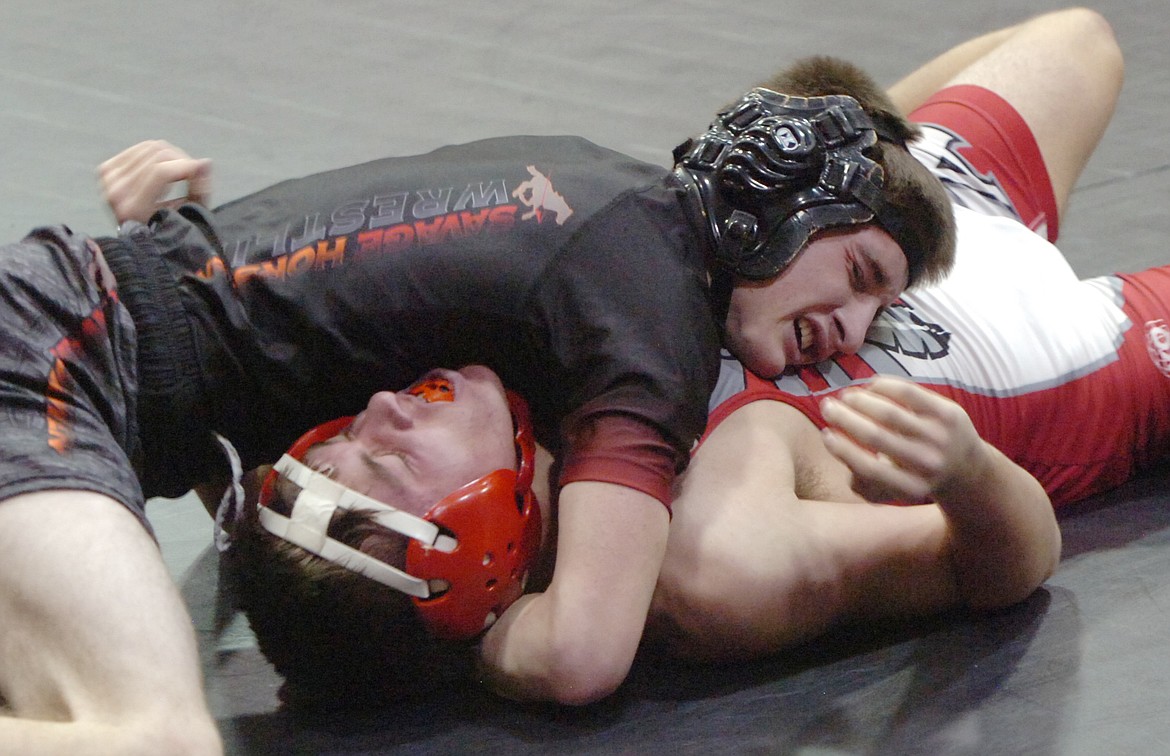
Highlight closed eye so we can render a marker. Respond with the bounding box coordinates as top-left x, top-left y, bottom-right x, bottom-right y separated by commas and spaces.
362, 451, 411, 496
855, 251, 899, 302
850, 258, 865, 289
377, 449, 413, 474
